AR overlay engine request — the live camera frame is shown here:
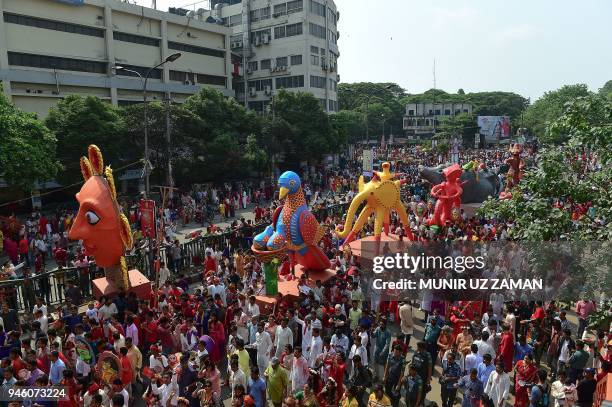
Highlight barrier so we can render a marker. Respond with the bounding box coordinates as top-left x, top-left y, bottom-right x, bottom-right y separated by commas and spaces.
1, 202, 349, 312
